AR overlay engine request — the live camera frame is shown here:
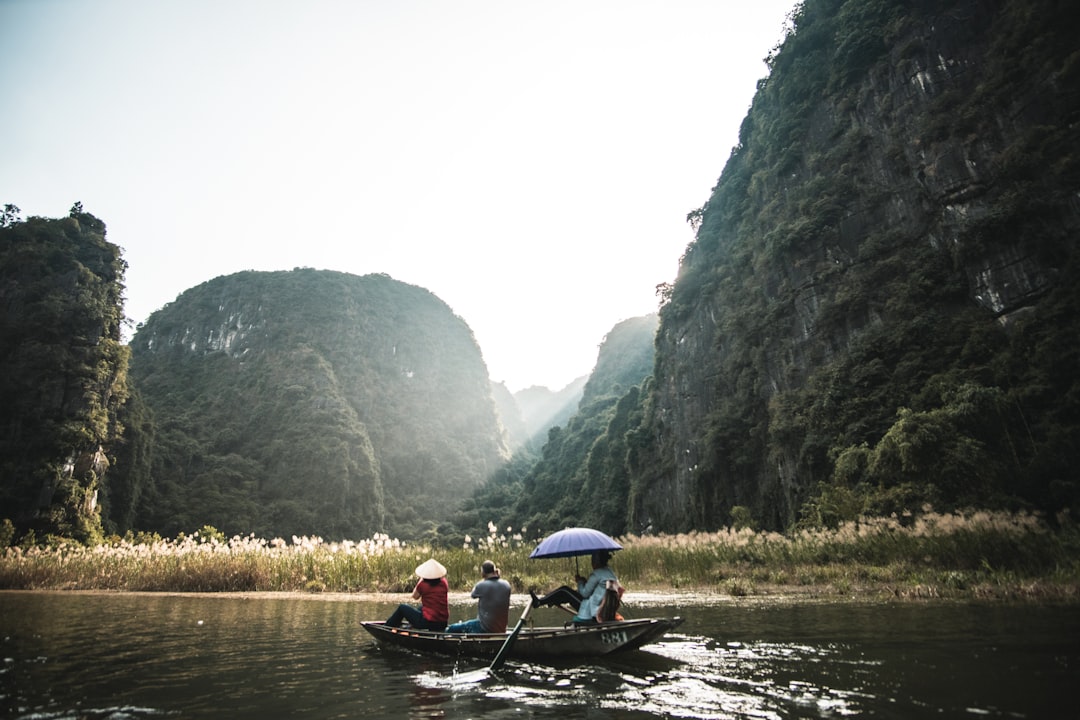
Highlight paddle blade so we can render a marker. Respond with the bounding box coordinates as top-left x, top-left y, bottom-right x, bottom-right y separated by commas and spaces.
451, 668, 490, 685
488, 598, 533, 672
